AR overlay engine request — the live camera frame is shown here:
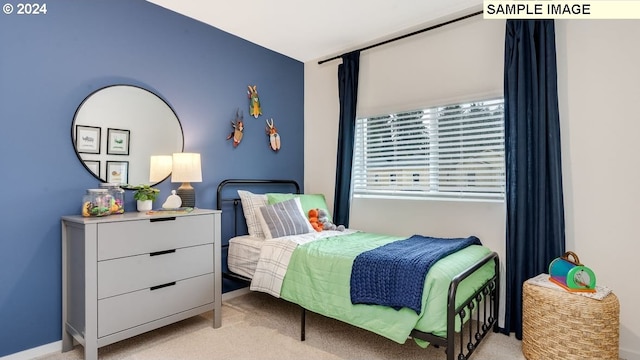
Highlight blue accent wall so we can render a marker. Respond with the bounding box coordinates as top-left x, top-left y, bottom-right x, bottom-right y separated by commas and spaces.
0, 0, 304, 356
